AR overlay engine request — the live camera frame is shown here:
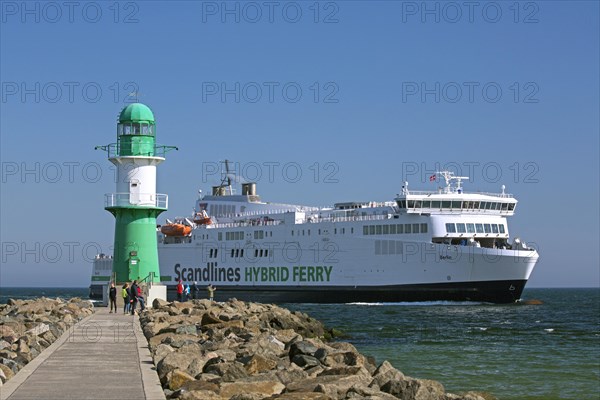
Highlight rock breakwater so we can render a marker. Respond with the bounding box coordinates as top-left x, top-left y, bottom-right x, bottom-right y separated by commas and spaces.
0, 297, 94, 385
141, 299, 496, 400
